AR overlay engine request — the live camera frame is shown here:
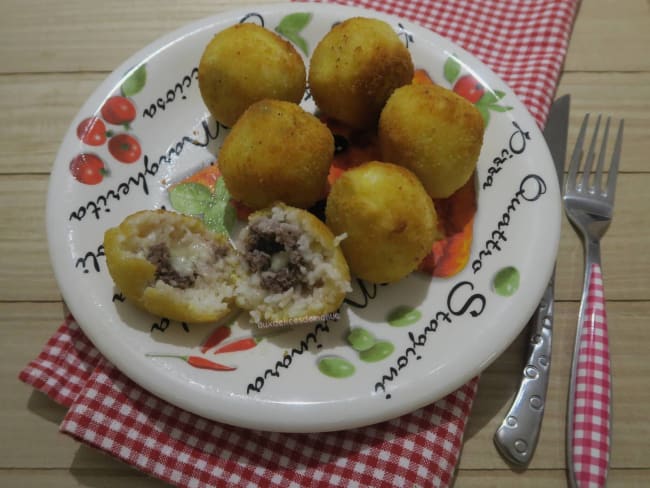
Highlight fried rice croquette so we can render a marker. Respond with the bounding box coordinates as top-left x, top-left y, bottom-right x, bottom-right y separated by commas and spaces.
235, 203, 351, 324
379, 83, 485, 199
104, 210, 239, 323
325, 161, 439, 284
218, 99, 334, 210
308, 17, 414, 129
198, 23, 306, 127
